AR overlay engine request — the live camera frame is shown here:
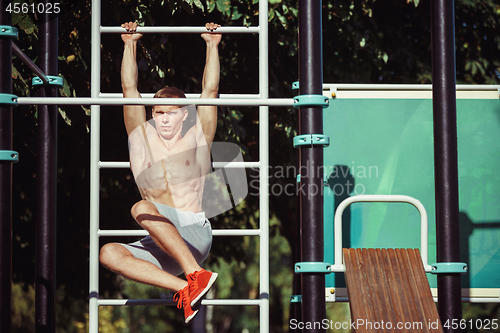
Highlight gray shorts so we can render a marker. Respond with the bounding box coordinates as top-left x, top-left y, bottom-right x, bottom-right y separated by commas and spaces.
118, 202, 212, 276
